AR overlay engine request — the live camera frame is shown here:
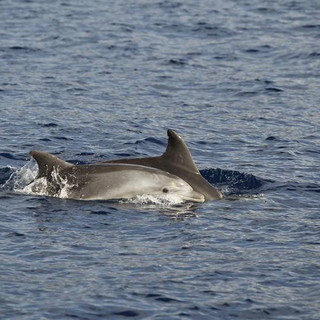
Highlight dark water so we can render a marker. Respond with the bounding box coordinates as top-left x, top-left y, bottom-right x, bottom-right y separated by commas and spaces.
1, 0, 320, 319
